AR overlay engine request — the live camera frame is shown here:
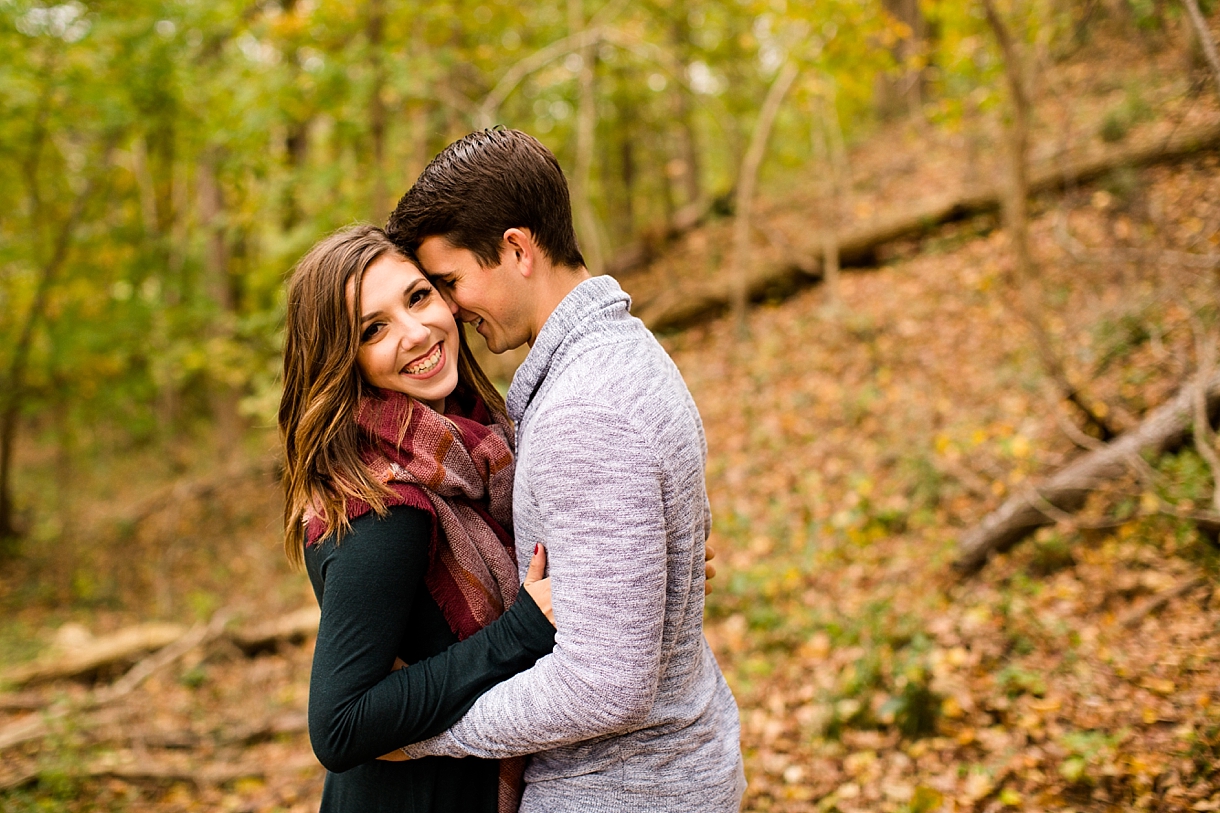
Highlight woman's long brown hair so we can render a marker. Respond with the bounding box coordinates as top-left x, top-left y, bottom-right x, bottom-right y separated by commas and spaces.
279, 224, 506, 568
